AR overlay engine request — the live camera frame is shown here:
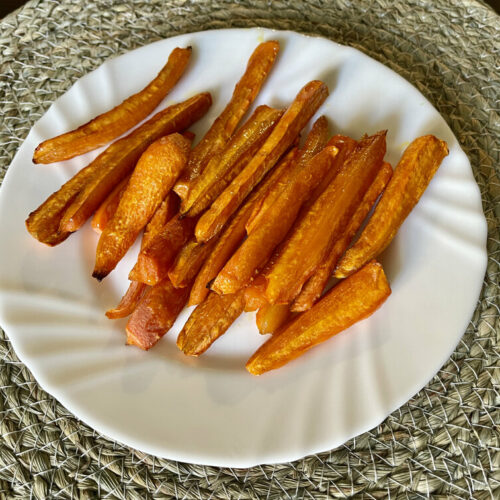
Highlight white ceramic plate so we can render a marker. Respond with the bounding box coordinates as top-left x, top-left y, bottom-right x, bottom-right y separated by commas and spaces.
0, 28, 487, 467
